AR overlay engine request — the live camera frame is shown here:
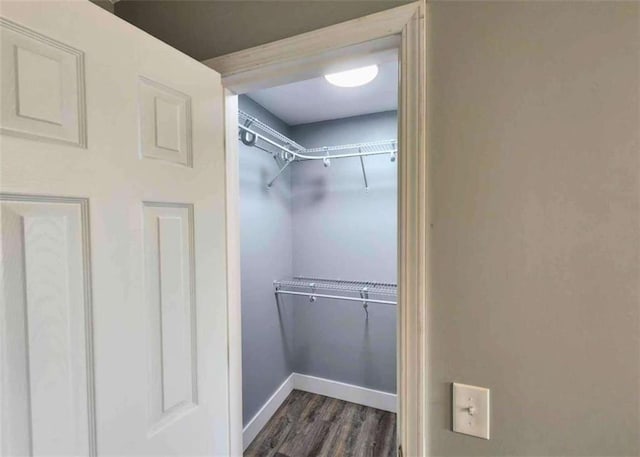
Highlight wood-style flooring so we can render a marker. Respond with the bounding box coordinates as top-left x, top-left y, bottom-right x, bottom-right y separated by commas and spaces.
244, 390, 396, 457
